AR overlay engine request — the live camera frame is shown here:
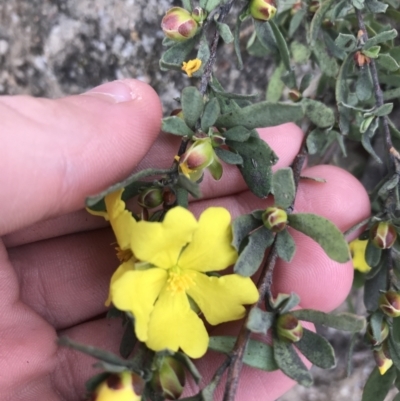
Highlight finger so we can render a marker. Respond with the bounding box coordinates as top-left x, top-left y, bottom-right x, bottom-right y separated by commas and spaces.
10, 166, 368, 331
4, 123, 304, 247
0, 79, 162, 236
